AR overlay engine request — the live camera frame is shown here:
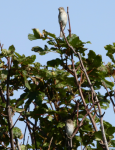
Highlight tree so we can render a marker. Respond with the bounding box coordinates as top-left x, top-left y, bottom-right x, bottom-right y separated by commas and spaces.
0, 10, 115, 150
